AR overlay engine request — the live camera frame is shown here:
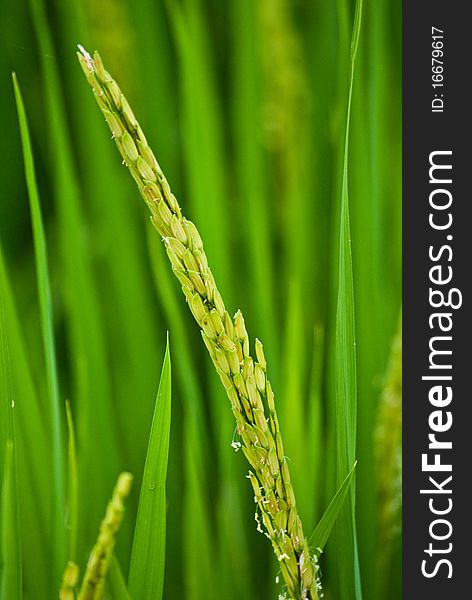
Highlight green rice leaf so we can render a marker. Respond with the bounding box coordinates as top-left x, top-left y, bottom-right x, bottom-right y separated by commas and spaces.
28, 0, 120, 551
0, 243, 50, 596
128, 337, 172, 600
0, 293, 22, 598
1, 441, 22, 599
351, 0, 402, 594
310, 461, 357, 553
0, 281, 13, 448
107, 556, 132, 600
333, 1, 363, 598
12, 72, 66, 572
